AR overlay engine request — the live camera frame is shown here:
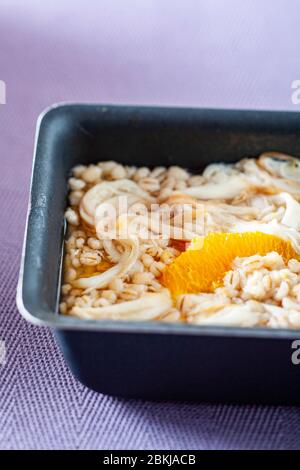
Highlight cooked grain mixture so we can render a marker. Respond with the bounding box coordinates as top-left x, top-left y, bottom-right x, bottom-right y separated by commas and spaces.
60, 153, 300, 328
